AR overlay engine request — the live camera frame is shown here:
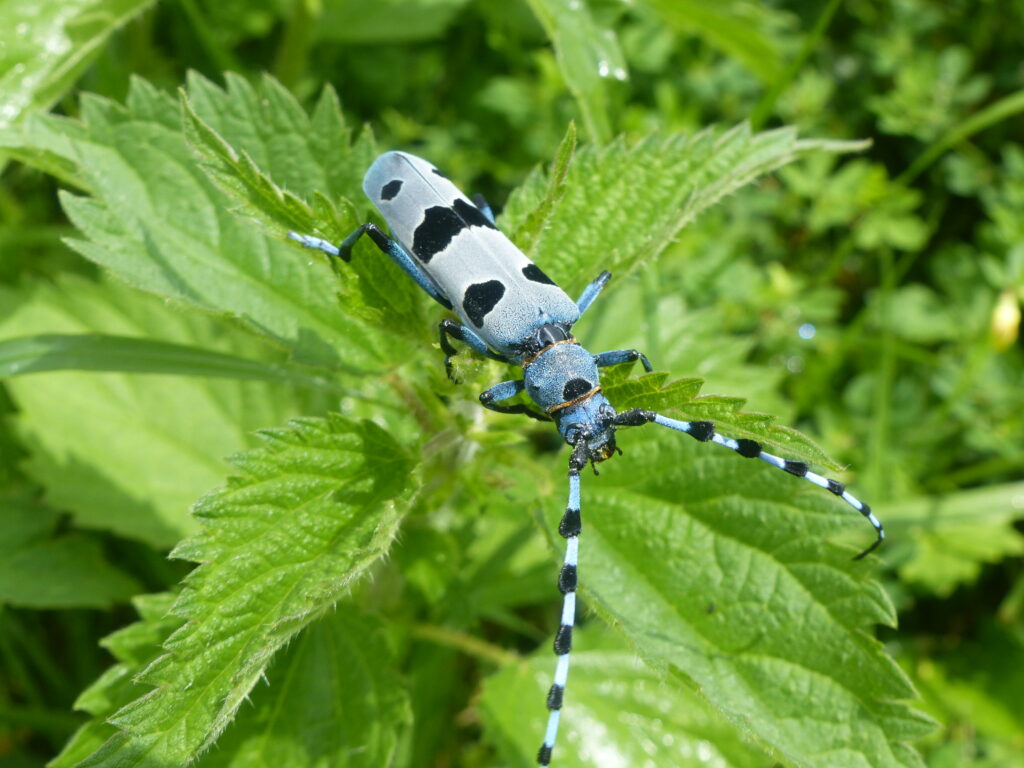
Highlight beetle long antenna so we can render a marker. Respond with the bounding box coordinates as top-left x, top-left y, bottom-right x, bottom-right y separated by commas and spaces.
536, 442, 586, 767
613, 409, 884, 559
